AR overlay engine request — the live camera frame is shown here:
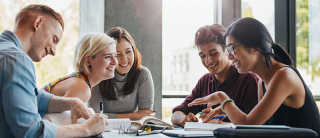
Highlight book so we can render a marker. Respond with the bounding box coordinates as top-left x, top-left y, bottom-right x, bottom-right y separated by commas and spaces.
130, 116, 174, 129
184, 122, 233, 131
